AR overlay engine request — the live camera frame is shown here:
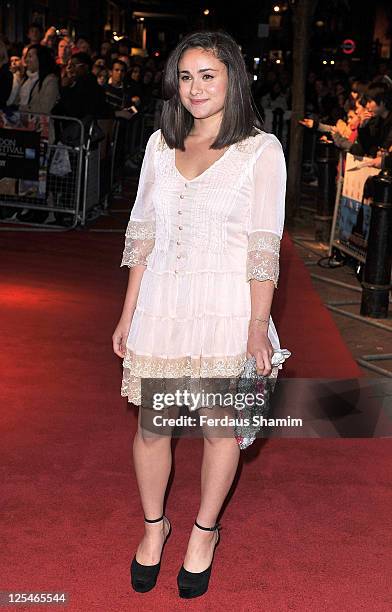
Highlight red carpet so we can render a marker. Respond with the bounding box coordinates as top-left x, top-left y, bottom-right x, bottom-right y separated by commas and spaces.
1, 227, 391, 611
